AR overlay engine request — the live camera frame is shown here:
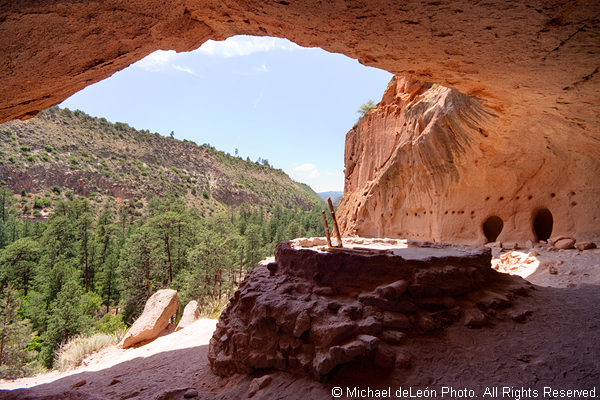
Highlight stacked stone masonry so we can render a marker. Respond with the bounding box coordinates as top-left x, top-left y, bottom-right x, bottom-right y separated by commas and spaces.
208, 238, 533, 379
